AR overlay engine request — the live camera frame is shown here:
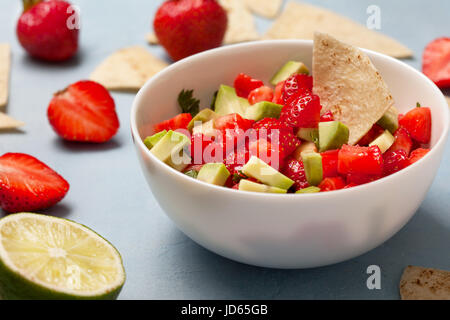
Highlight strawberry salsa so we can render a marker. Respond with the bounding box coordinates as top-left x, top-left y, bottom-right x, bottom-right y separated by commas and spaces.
144, 61, 432, 194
